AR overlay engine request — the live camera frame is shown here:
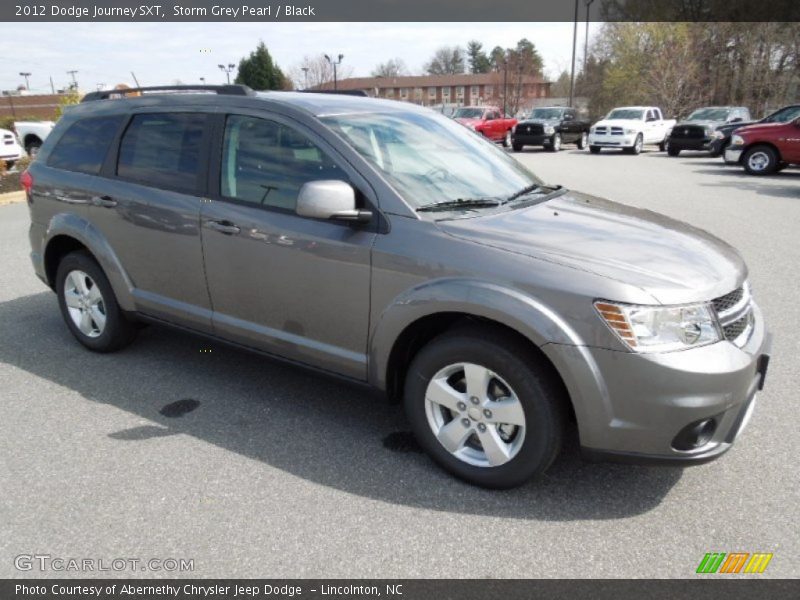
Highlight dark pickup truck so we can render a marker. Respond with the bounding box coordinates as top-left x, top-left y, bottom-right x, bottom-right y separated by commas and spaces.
511, 107, 590, 152
665, 106, 751, 156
